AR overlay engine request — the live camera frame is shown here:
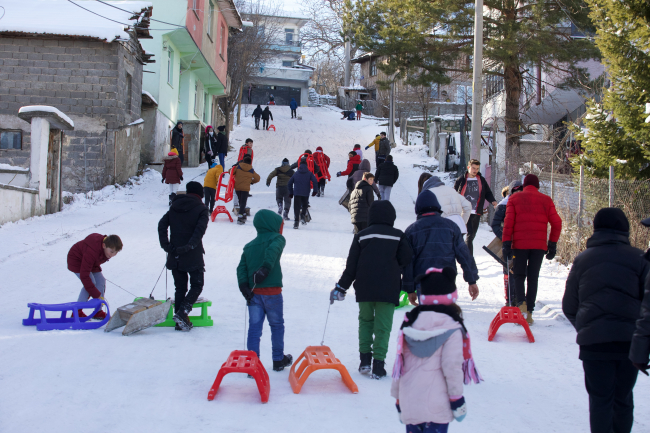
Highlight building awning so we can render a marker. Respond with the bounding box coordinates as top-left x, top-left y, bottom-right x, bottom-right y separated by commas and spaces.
522, 89, 586, 125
